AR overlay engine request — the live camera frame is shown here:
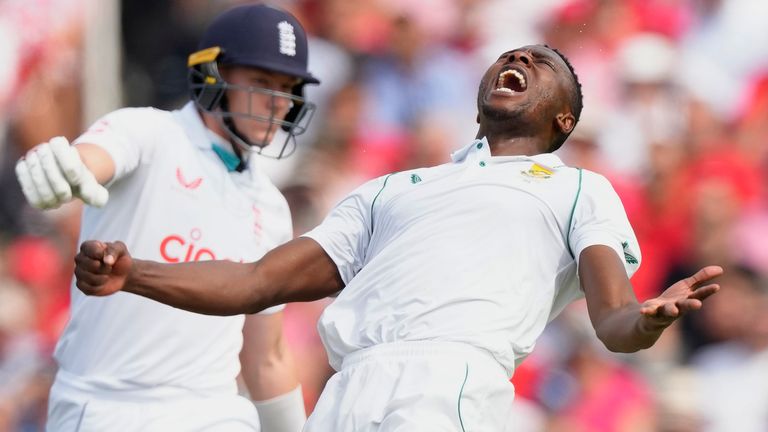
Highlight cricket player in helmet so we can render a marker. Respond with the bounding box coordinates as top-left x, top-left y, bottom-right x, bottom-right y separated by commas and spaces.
15, 4, 317, 432
189, 3, 319, 161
